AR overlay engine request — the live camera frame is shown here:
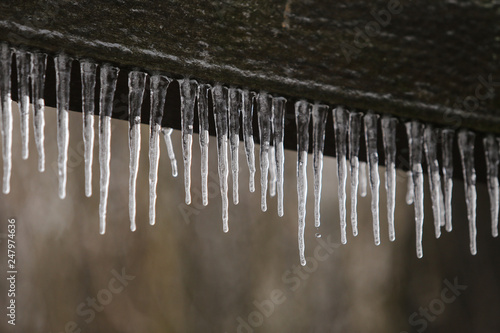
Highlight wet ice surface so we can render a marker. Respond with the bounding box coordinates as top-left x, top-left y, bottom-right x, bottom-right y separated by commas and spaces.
312, 104, 329, 229
0, 43, 12, 194
364, 113, 380, 246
